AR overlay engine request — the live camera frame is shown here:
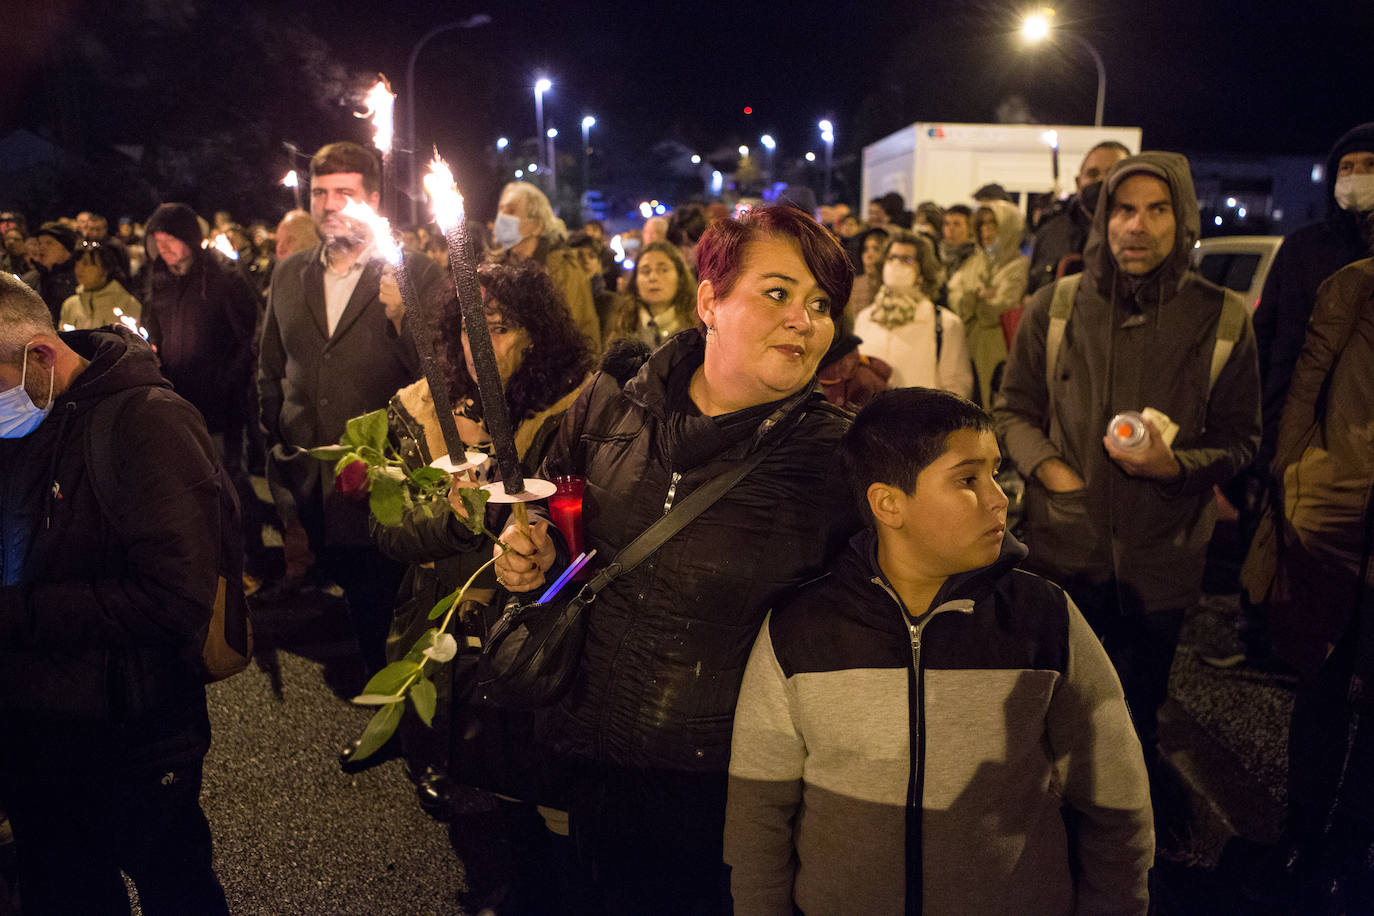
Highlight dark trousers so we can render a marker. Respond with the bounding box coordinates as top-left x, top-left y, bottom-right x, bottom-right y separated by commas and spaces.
566, 762, 730, 916
1063, 580, 1185, 750
0, 759, 227, 916
319, 543, 406, 675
